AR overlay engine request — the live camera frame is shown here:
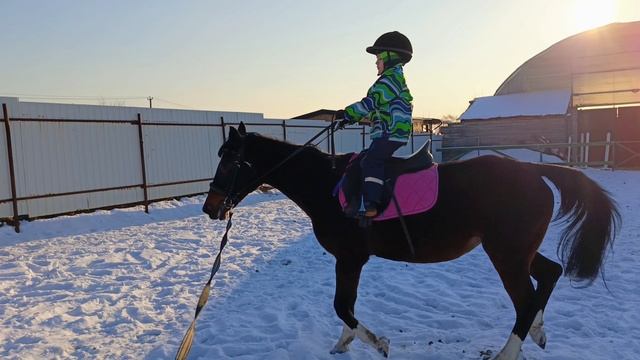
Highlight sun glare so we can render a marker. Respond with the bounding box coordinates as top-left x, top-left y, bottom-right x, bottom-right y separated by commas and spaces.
572, 0, 616, 32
